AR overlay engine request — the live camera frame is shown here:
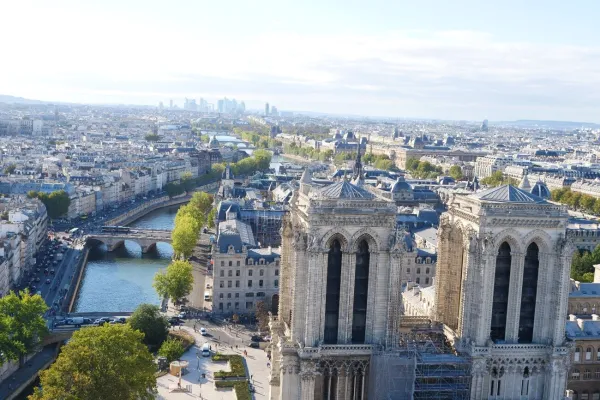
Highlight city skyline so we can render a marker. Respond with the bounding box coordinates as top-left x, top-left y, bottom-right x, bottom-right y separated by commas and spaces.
2, 1, 600, 121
